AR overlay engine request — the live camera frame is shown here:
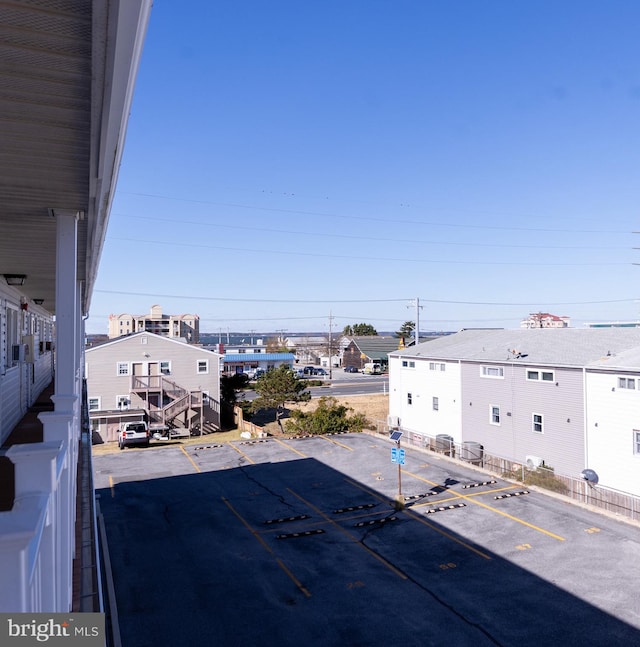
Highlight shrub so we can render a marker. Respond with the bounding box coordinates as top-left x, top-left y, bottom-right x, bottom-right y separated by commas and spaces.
285, 396, 368, 435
